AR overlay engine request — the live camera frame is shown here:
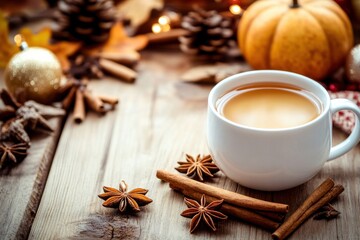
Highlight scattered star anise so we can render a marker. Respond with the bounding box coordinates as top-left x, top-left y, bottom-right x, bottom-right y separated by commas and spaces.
98, 180, 153, 213
0, 142, 29, 169
175, 154, 220, 181
59, 78, 118, 123
313, 203, 340, 220
181, 194, 227, 233
0, 89, 65, 144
